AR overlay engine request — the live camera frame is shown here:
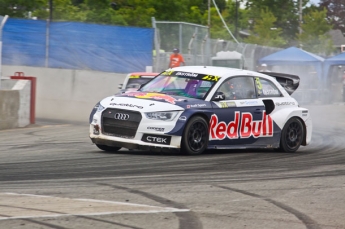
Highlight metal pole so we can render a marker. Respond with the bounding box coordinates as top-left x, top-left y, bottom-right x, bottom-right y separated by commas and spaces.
208, 0, 211, 39
299, 0, 302, 34
151, 17, 160, 72
207, 0, 211, 66
45, 0, 52, 67
45, 19, 50, 67
49, 0, 53, 21
235, 0, 238, 39
179, 23, 182, 53
0, 15, 9, 90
